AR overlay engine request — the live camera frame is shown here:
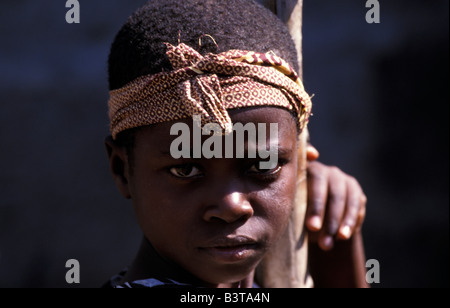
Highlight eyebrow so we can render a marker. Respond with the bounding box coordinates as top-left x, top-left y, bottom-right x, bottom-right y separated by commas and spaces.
276, 147, 293, 157
159, 148, 196, 157
160, 149, 174, 156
